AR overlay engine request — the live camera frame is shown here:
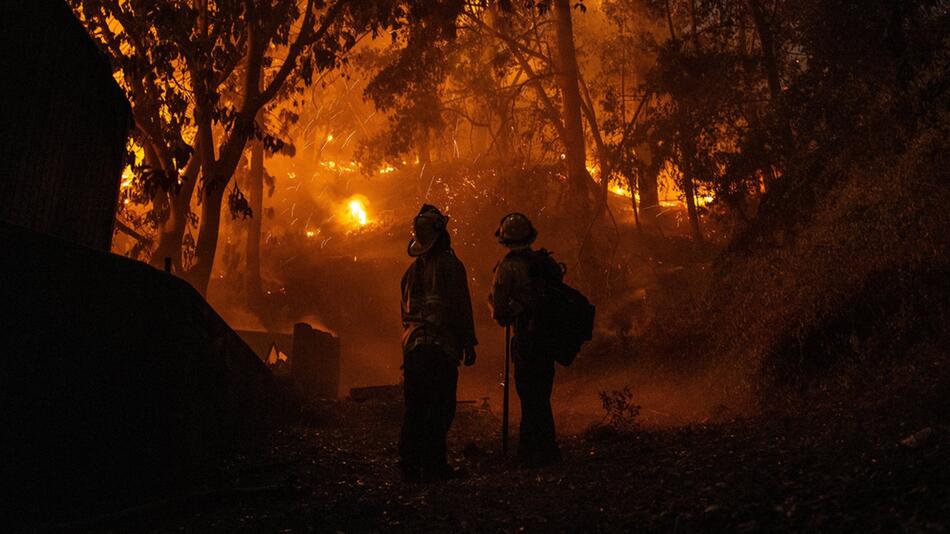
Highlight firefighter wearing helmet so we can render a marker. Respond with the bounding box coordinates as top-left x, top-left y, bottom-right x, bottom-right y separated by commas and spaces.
399, 204, 477, 482
489, 212, 563, 467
